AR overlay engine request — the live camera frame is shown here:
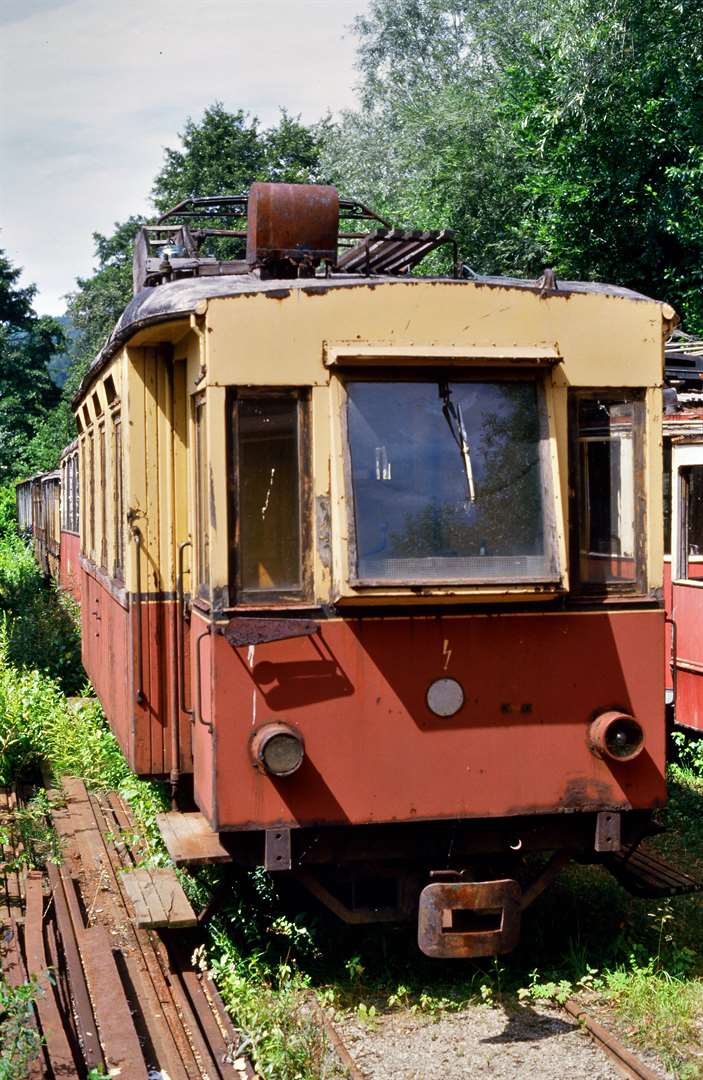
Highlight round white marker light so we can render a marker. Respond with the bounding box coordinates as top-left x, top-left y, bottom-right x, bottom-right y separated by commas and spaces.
426, 677, 464, 718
